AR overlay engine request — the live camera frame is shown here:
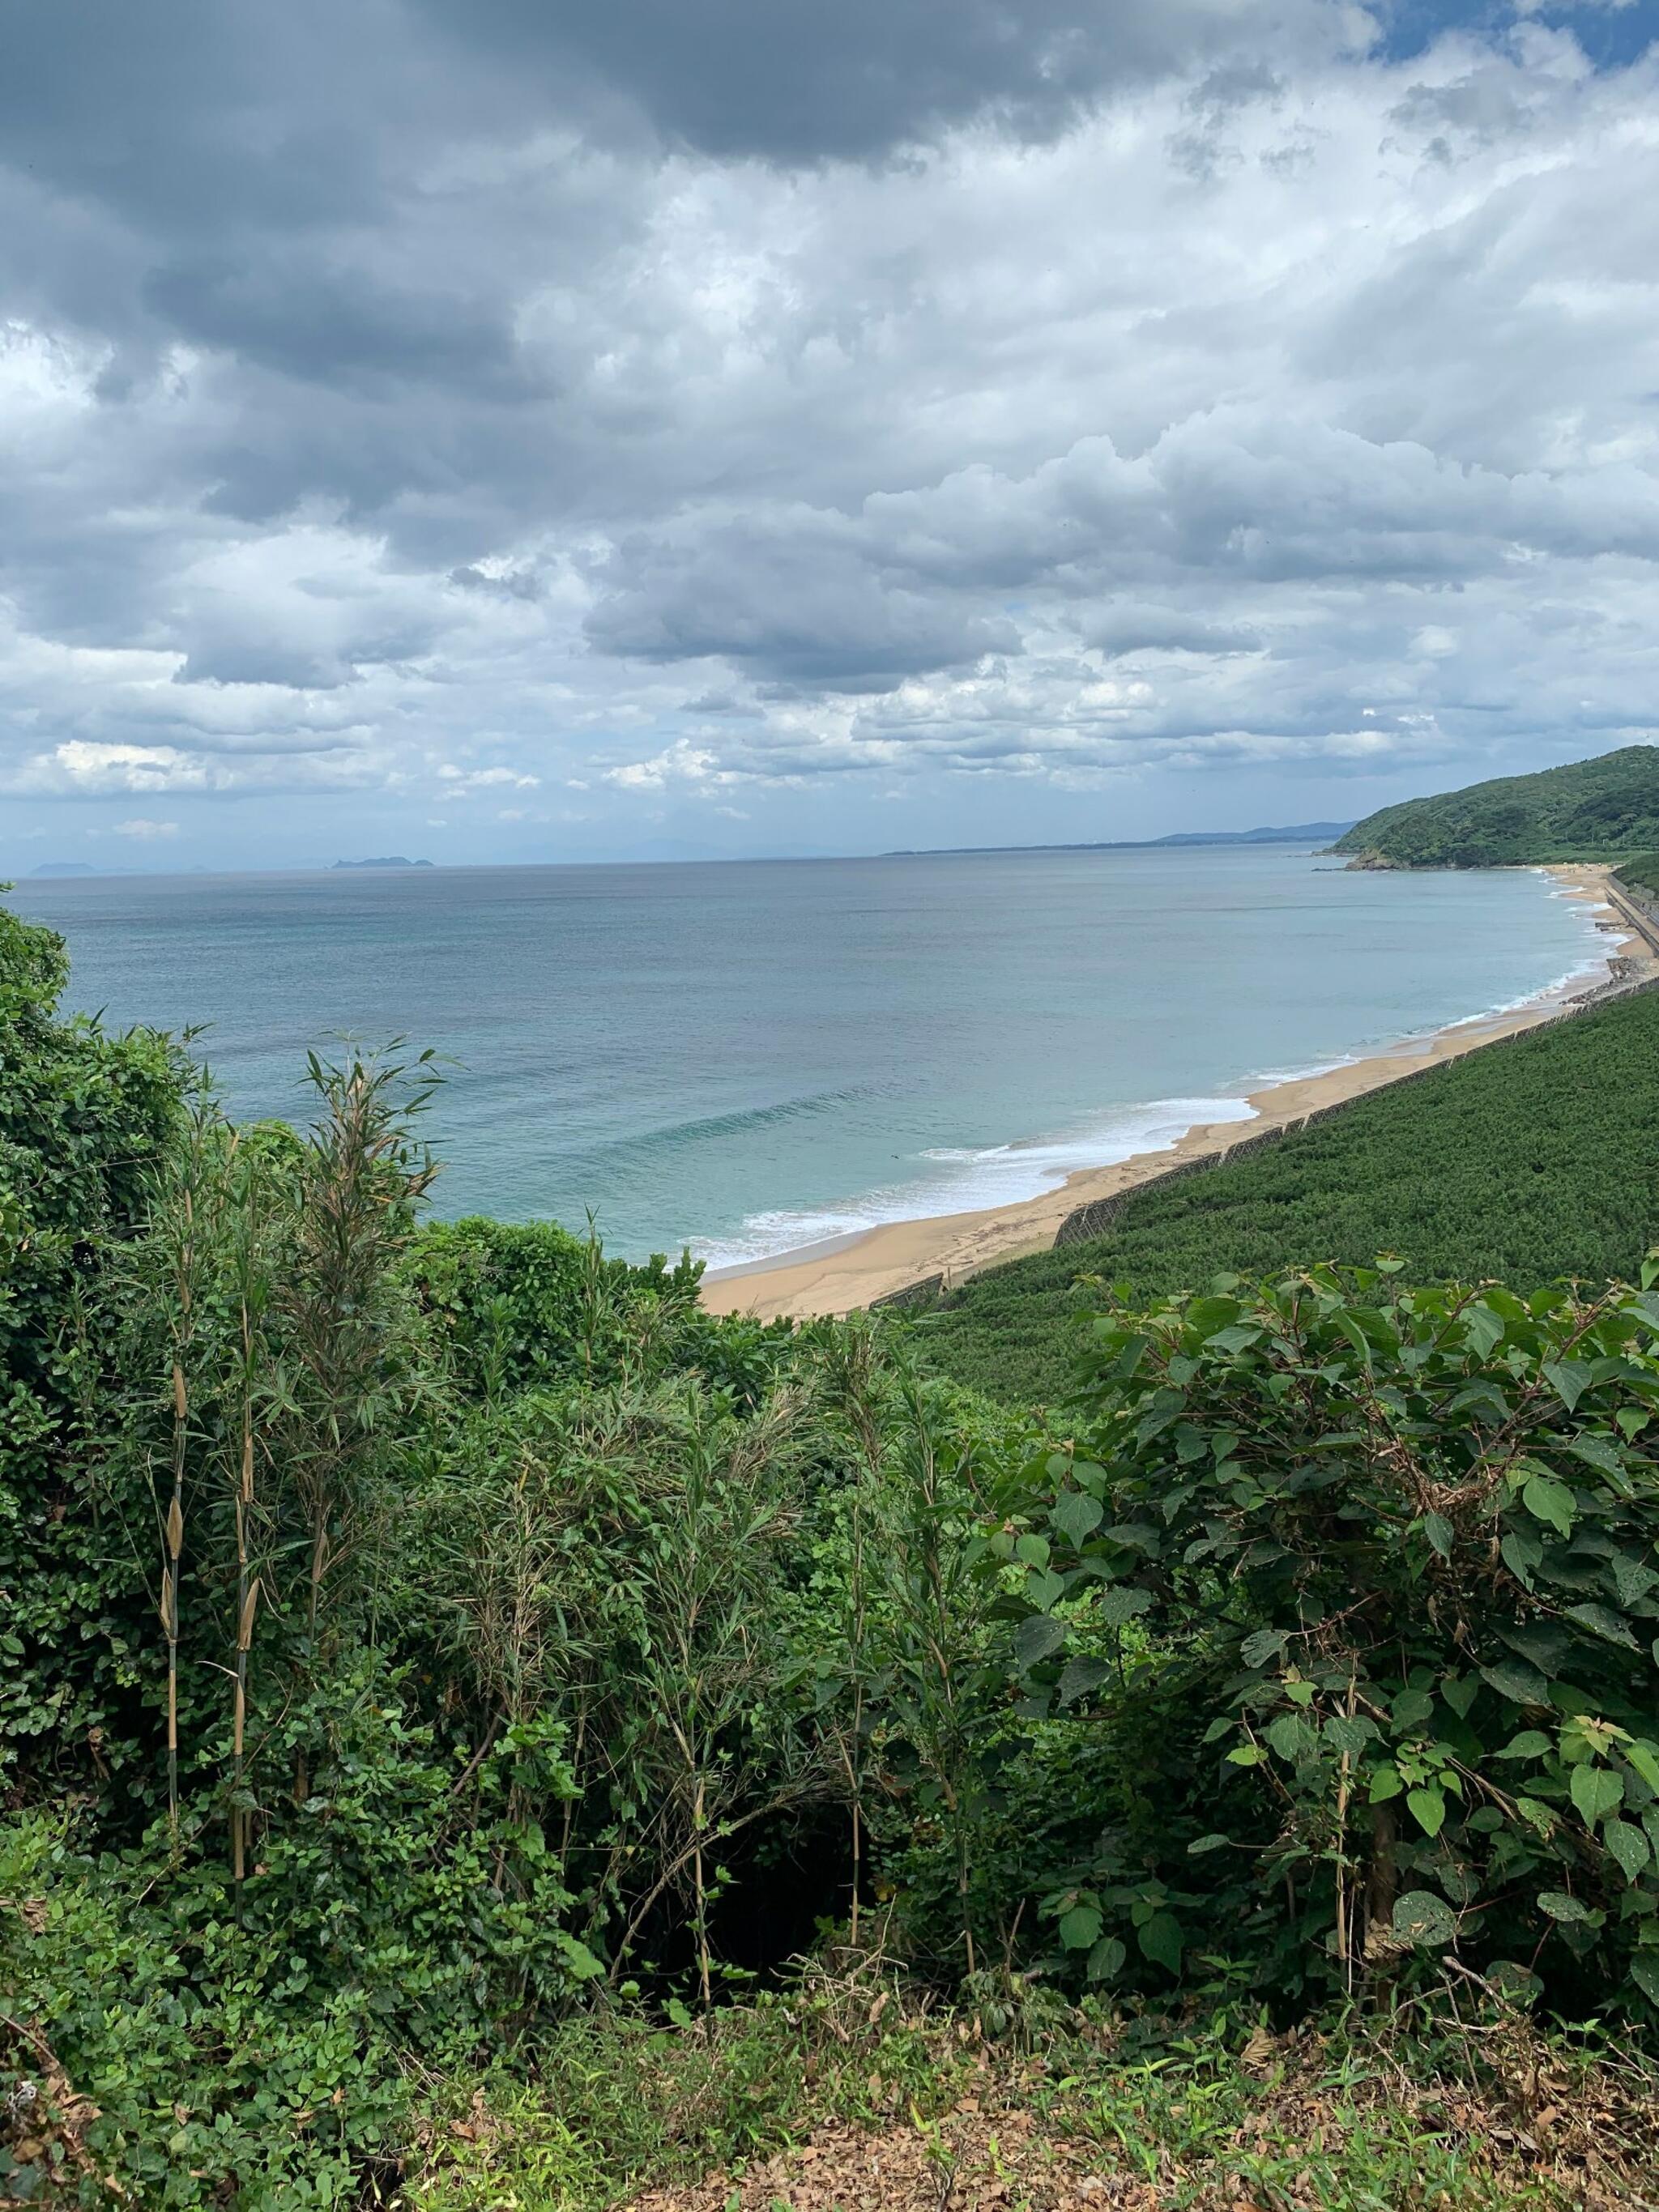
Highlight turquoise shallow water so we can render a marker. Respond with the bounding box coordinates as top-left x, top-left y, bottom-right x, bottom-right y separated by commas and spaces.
12, 848, 1607, 1264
